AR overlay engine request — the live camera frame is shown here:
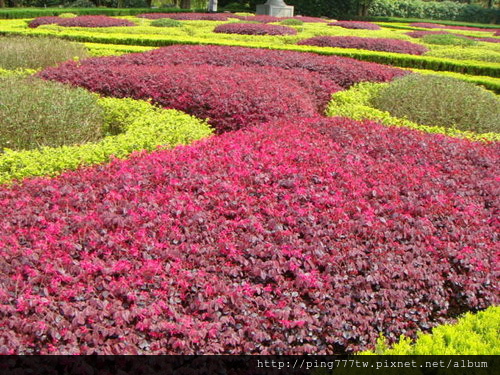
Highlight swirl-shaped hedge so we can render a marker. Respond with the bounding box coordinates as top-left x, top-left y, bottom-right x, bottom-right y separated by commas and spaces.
328, 21, 381, 30
298, 36, 428, 55
0, 116, 497, 354
28, 15, 135, 28
214, 23, 297, 36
